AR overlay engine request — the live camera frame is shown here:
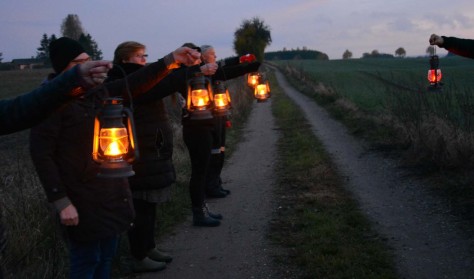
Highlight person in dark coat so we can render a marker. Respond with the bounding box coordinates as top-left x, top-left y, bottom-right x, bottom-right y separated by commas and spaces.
200, 45, 234, 198
178, 43, 261, 226
29, 37, 199, 279
107, 41, 176, 273
429, 34, 474, 59
0, 59, 112, 279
